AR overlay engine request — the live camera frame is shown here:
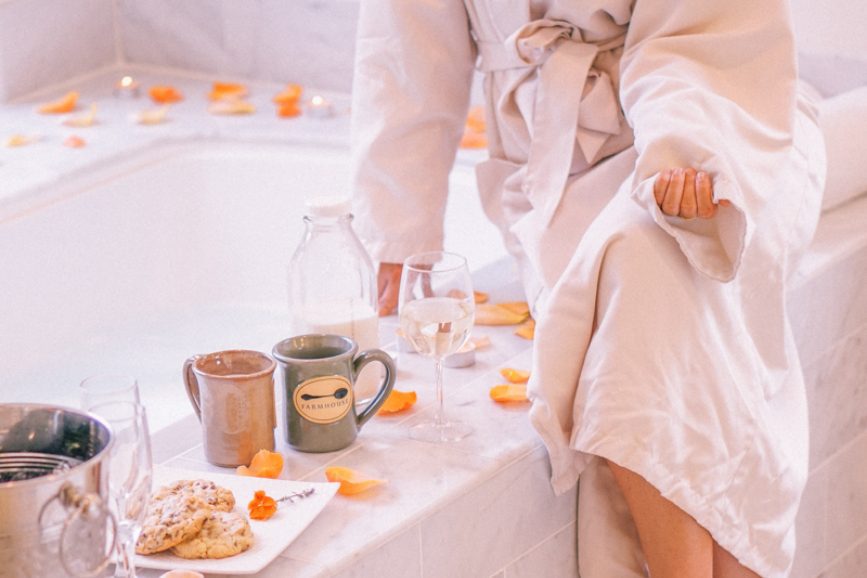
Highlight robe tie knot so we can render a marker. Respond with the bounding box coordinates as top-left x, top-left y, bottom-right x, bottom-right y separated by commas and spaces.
476, 19, 625, 226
